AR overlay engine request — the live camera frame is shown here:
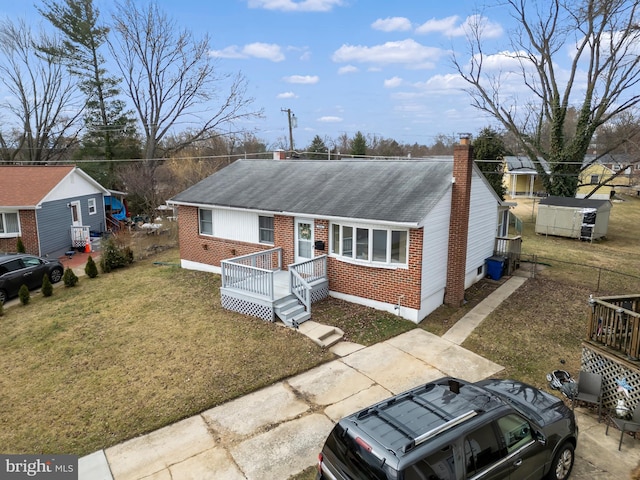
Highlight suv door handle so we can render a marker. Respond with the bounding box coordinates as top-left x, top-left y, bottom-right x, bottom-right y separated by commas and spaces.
513, 459, 523, 468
